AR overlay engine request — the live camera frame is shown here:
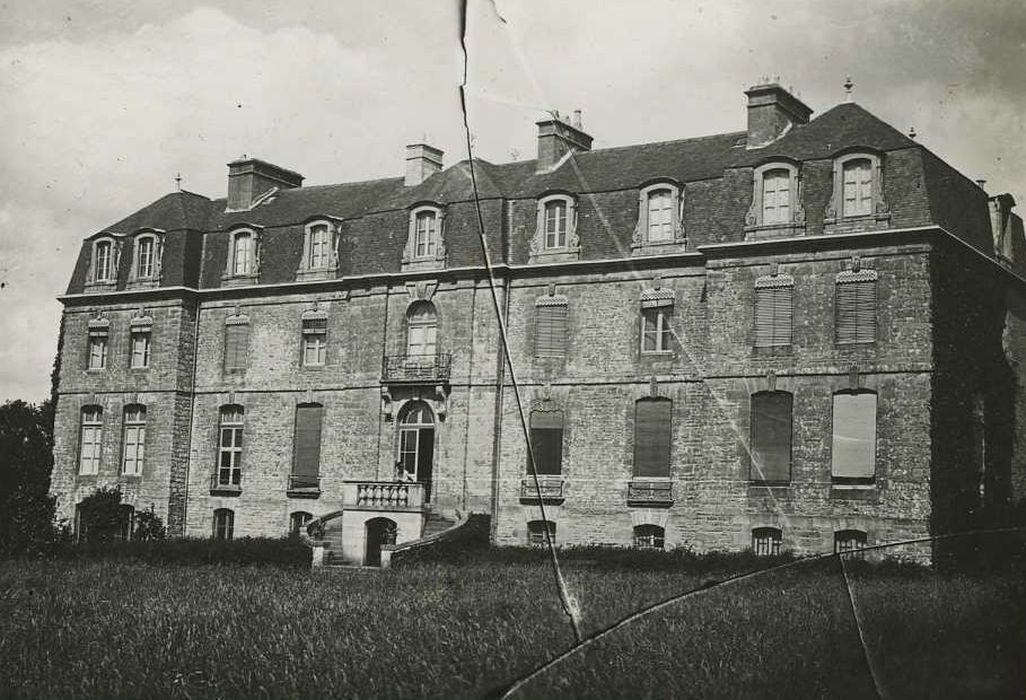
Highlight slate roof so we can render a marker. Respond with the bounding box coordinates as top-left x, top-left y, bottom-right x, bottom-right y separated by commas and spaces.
94, 102, 921, 236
